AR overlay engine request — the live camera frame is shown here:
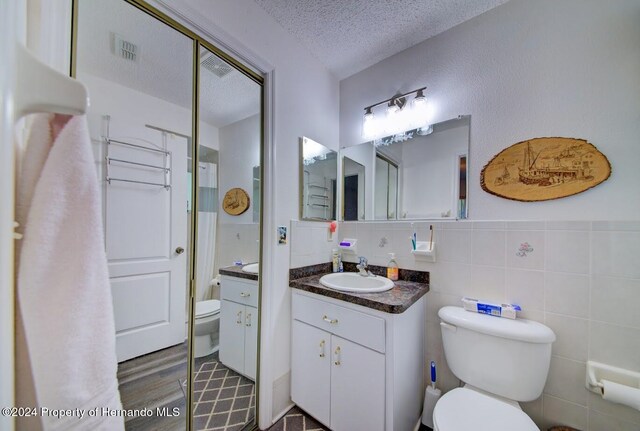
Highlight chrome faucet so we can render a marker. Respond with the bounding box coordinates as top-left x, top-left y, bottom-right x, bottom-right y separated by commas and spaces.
356, 256, 374, 277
